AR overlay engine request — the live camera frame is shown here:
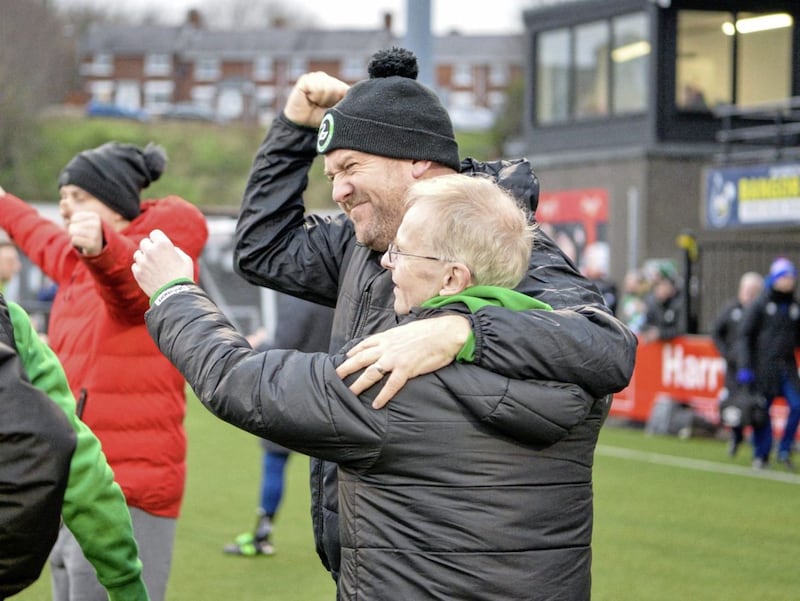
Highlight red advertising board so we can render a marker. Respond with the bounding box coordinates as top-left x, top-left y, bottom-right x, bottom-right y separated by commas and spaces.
537, 188, 609, 266
611, 336, 797, 438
